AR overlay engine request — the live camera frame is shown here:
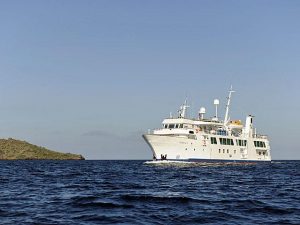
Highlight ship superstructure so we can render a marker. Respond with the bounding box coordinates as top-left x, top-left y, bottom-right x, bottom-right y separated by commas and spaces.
143, 87, 271, 162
